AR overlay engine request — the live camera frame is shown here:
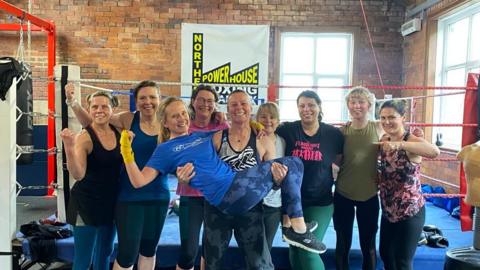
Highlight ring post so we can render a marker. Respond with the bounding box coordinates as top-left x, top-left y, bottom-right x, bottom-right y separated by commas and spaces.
54, 65, 81, 222
0, 79, 17, 269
